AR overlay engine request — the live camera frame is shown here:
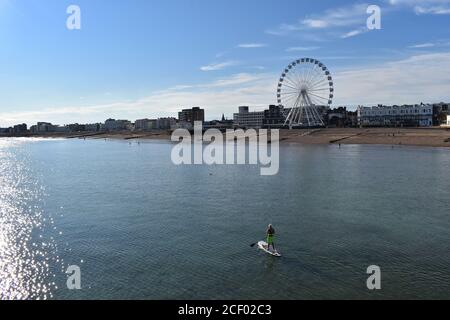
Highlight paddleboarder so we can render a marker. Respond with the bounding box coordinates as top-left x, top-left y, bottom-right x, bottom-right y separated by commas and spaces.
266, 224, 276, 252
